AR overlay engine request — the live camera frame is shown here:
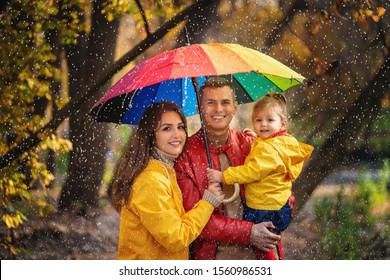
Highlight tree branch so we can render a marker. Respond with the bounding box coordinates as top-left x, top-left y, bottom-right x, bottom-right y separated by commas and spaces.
134, 0, 151, 36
